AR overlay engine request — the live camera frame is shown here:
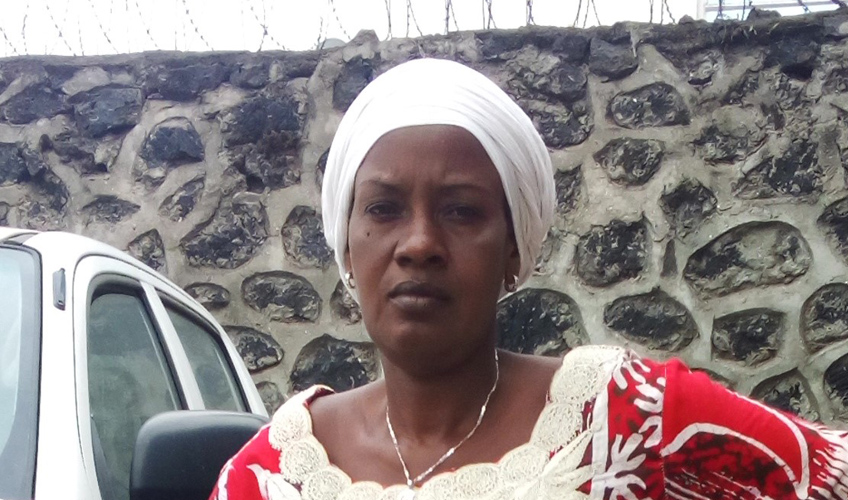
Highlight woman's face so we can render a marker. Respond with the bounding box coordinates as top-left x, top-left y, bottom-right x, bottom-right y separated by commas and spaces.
346, 125, 520, 370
